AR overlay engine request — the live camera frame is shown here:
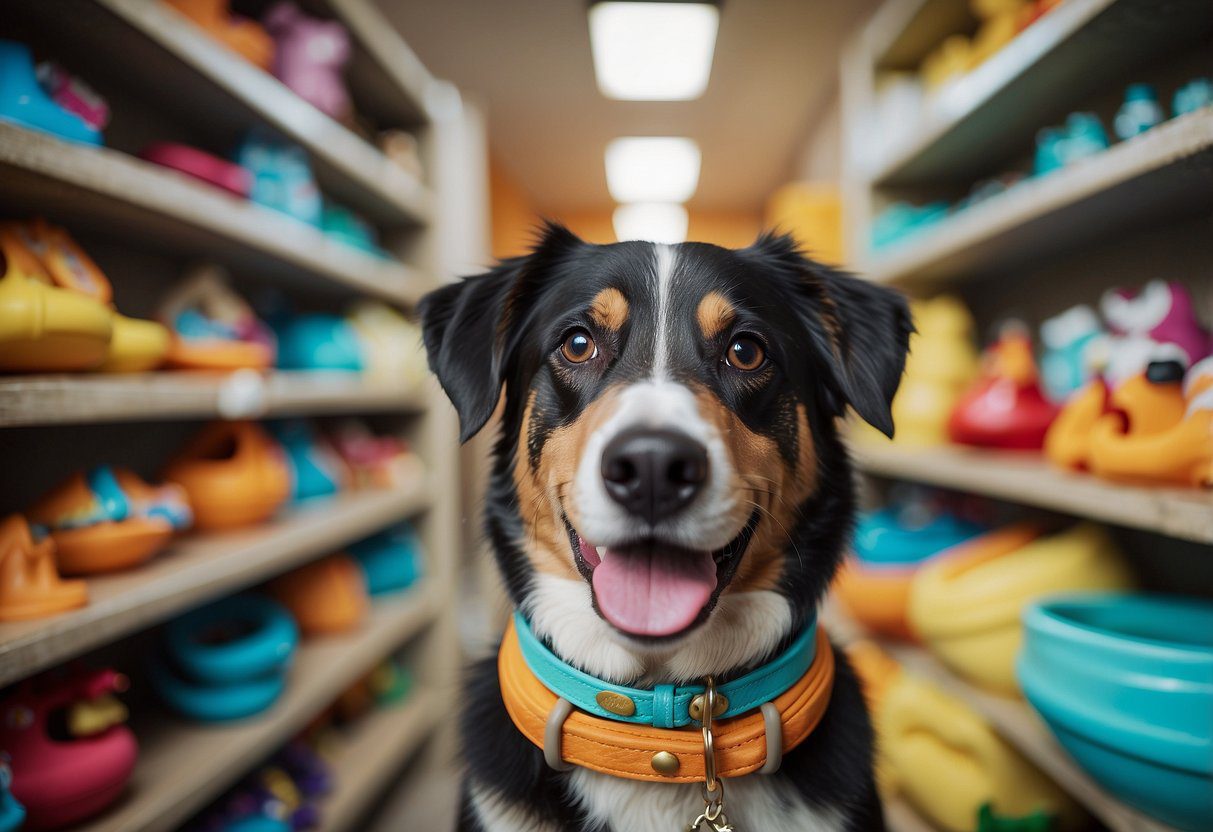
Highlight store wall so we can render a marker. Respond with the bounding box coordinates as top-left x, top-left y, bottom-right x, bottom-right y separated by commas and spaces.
490, 160, 764, 257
